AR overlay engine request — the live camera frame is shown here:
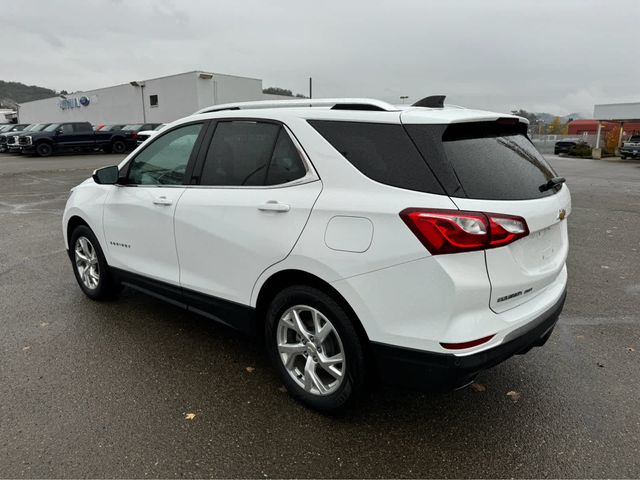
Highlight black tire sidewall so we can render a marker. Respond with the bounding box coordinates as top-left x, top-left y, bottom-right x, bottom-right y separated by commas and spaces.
265, 285, 366, 412
37, 143, 52, 157
112, 140, 125, 154
69, 225, 117, 300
